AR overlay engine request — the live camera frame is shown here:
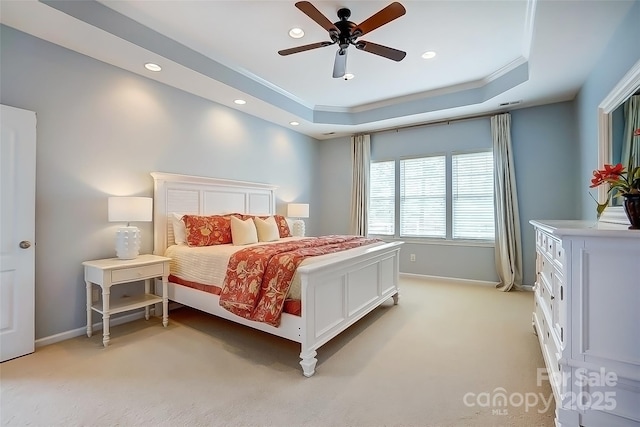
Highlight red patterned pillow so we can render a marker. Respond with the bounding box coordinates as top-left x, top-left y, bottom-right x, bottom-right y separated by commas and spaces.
182, 215, 236, 246
274, 214, 291, 238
